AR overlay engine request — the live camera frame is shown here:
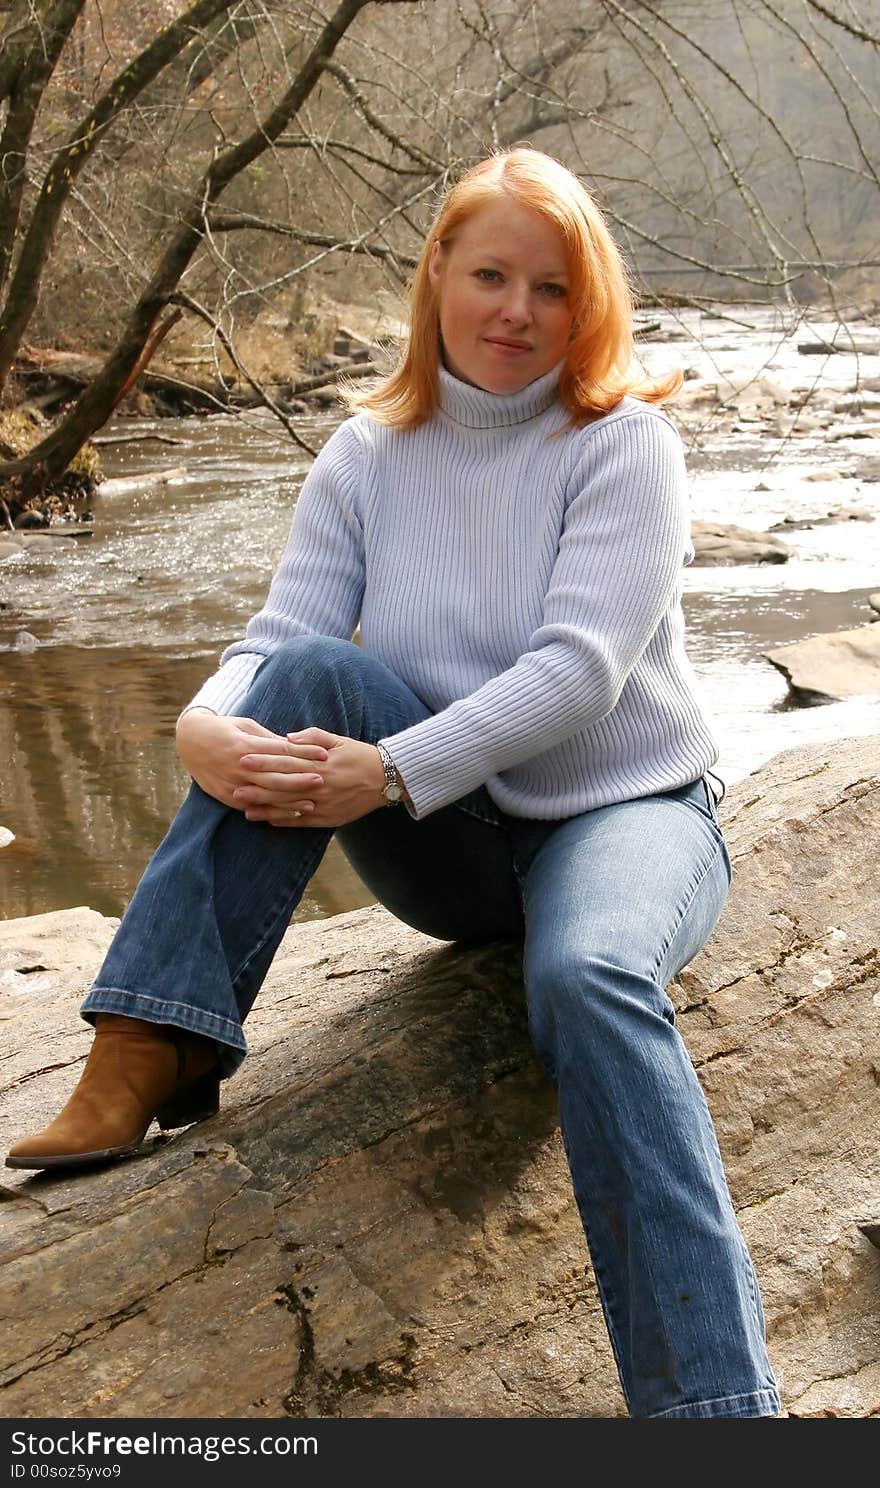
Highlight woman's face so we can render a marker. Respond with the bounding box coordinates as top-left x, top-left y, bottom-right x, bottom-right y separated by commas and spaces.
428, 197, 574, 394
